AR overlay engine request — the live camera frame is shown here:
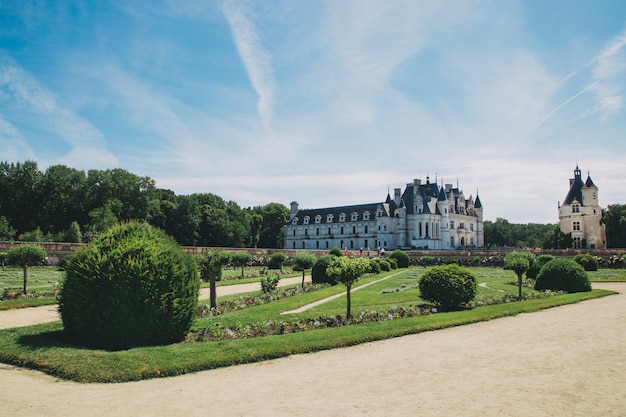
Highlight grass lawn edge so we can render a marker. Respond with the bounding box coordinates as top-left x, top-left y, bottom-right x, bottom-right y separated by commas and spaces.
0, 288, 615, 384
